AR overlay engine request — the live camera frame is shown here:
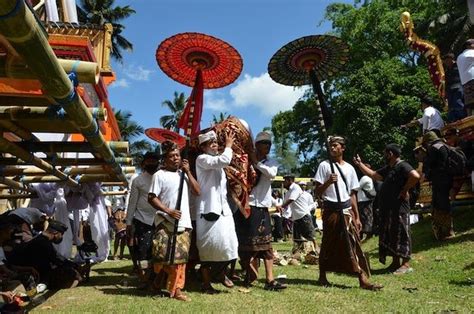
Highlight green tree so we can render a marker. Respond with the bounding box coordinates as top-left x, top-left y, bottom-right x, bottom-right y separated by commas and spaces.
160, 92, 186, 132
271, 97, 320, 176
114, 109, 152, 165
271, 0, 462, 173
77, 0, 136, 62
